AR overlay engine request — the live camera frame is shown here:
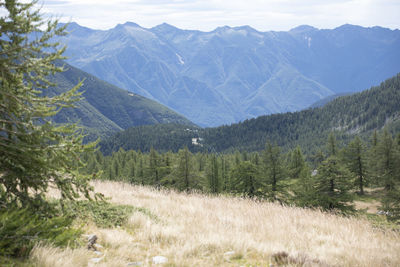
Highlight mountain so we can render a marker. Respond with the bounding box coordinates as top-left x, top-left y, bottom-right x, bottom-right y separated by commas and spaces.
58, 22, 400, 126
100, 74, 400, 155
49, 61, 195, 140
